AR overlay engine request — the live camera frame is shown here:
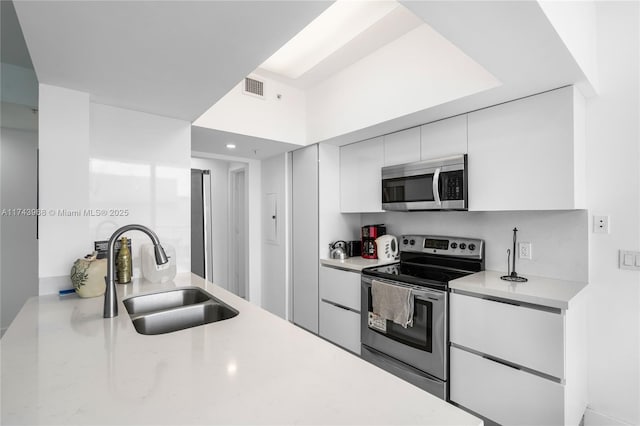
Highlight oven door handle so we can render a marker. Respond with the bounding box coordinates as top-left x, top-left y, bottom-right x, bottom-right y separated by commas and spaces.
362, 278, 445, 301
432, 167, 441, 206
